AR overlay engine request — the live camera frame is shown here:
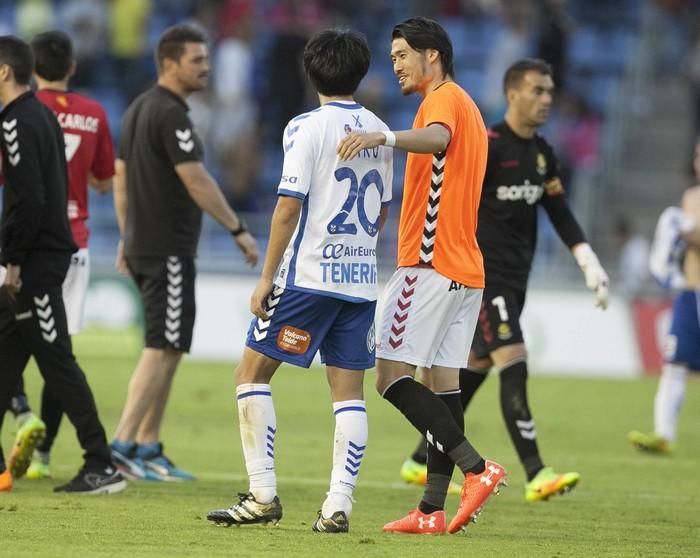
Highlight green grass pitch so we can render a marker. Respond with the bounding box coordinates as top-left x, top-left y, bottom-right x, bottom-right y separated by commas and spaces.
1, 328, 699, 557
